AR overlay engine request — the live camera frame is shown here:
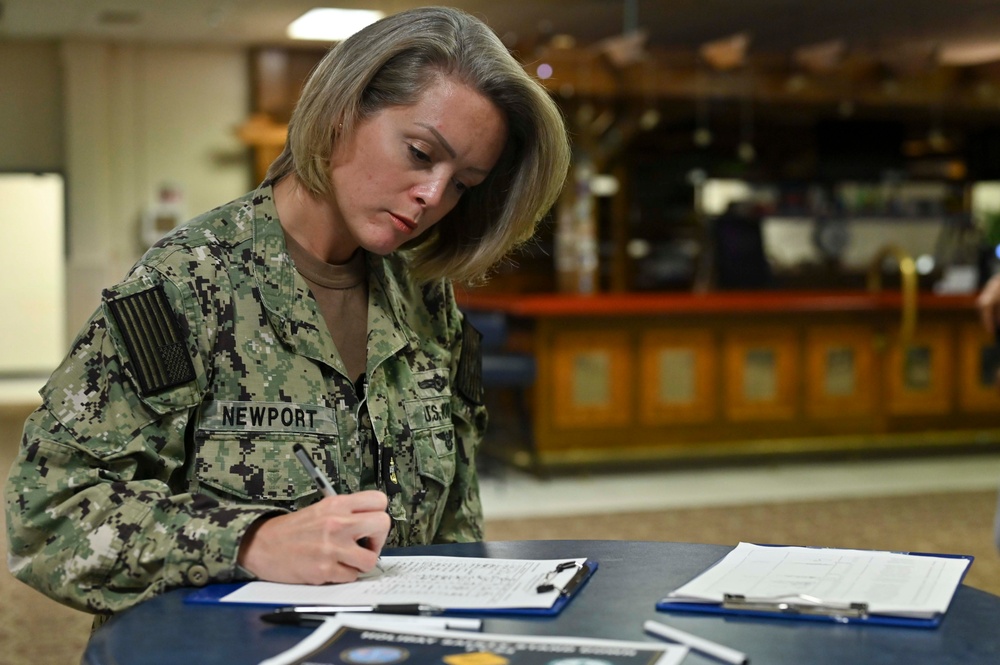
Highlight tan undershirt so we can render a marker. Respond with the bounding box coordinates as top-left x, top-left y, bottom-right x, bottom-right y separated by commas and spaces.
283, 231, 368, 382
